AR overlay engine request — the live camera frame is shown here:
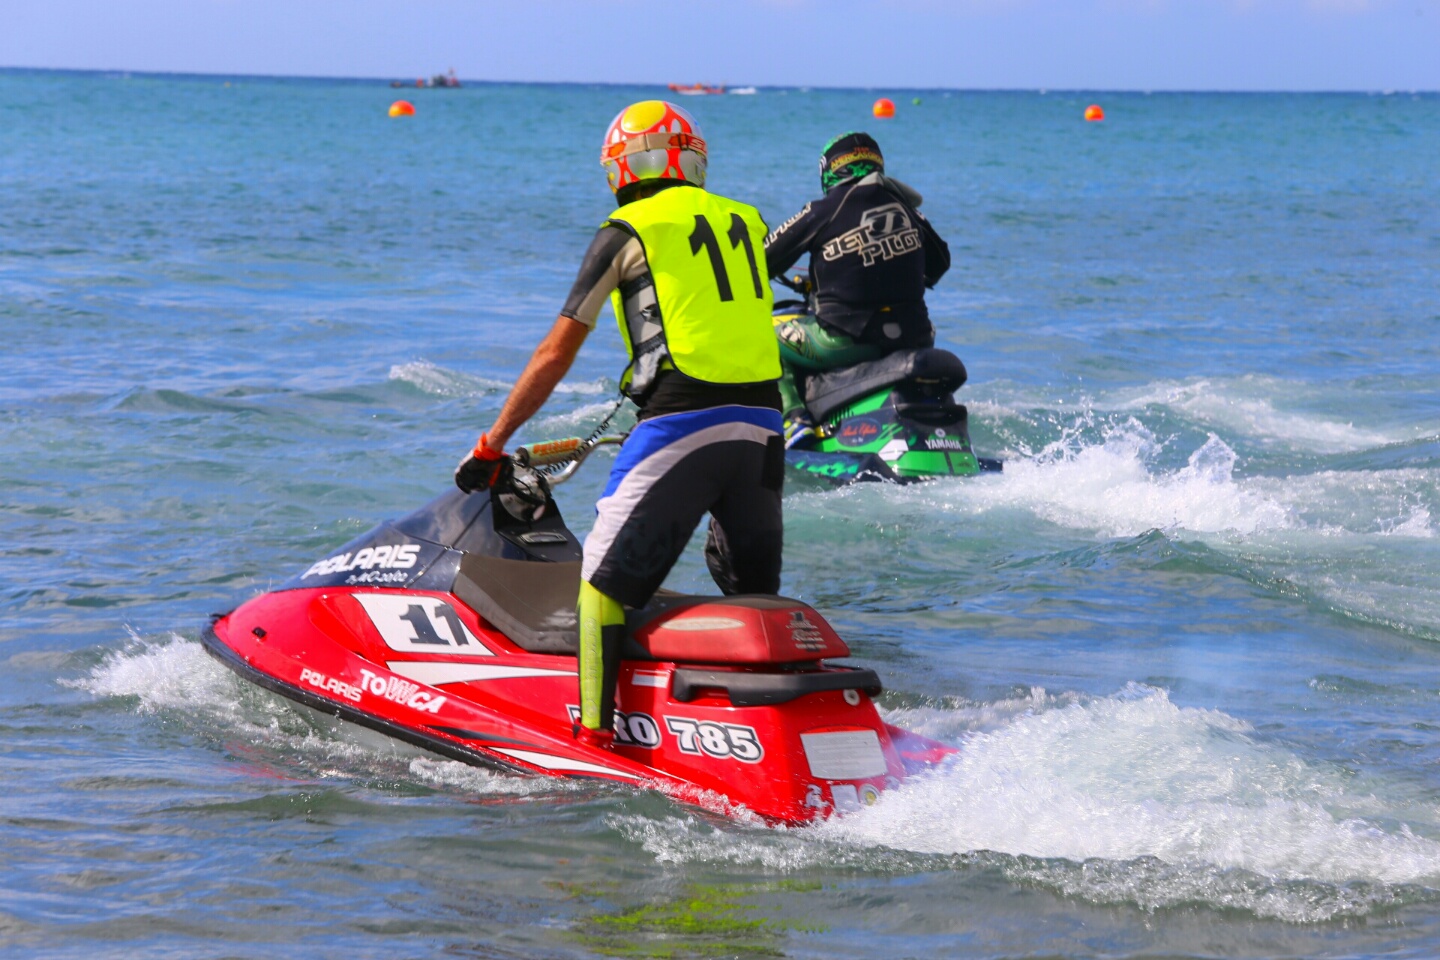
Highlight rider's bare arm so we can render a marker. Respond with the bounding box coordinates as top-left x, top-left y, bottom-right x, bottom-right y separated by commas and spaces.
483, 315, 590, 450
